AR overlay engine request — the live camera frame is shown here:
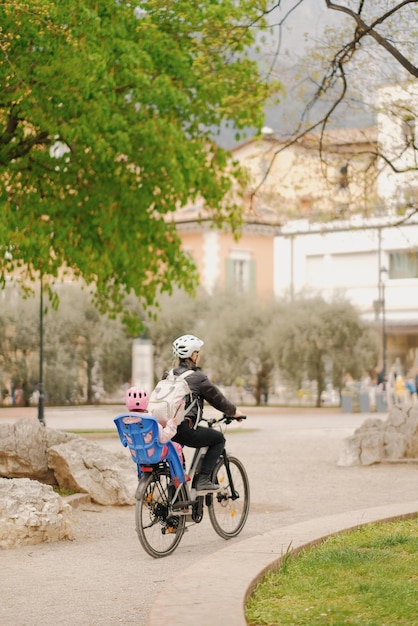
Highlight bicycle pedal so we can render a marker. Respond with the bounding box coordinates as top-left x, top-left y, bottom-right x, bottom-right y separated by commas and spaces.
172, 500, 195, 511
